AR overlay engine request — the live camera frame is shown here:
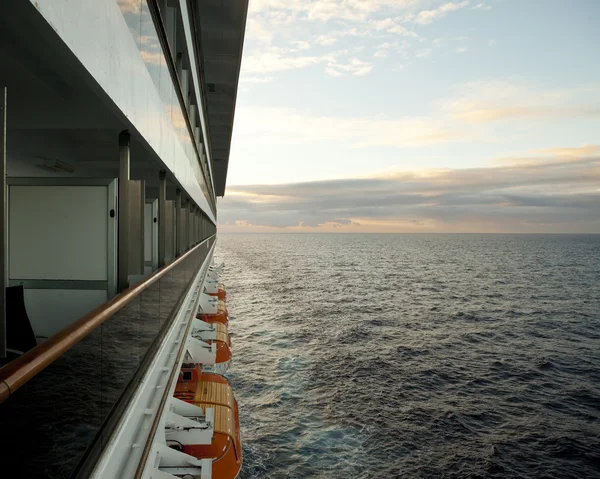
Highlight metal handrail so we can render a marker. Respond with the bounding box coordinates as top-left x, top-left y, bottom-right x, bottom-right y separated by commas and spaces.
0, 234, 215, 405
